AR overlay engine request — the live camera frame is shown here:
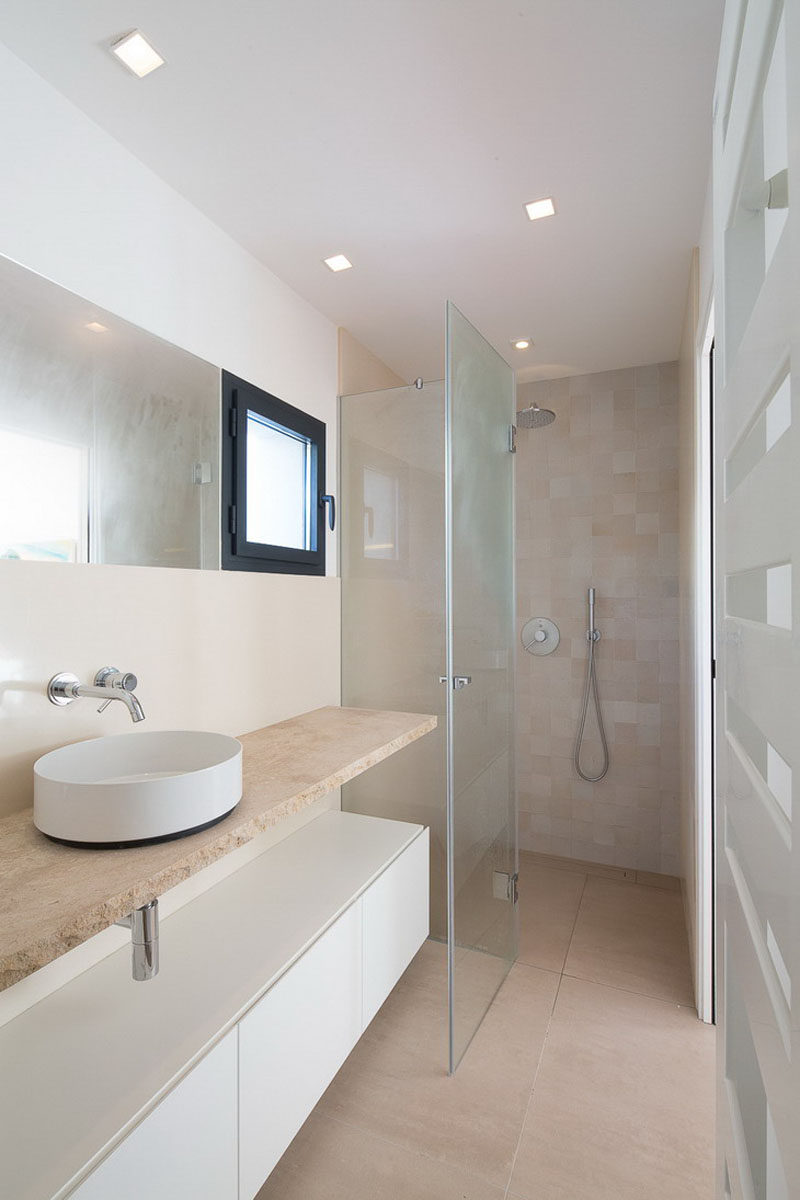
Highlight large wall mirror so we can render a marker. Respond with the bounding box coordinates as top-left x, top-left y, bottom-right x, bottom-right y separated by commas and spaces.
0, 254, 220, 569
